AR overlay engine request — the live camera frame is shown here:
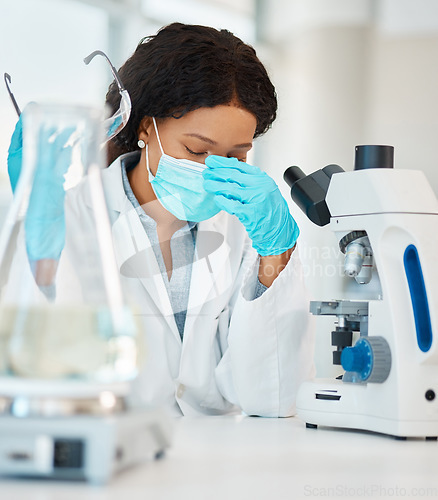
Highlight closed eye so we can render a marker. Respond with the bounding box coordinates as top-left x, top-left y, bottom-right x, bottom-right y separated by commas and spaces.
185, 146, 207, 156
186, 145, 246, 162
